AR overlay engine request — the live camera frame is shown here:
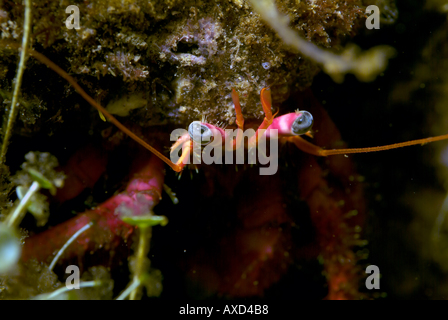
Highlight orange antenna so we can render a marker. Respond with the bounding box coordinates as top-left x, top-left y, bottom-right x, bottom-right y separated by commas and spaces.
320, 134, 448, 156
1, 41, 181, 172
